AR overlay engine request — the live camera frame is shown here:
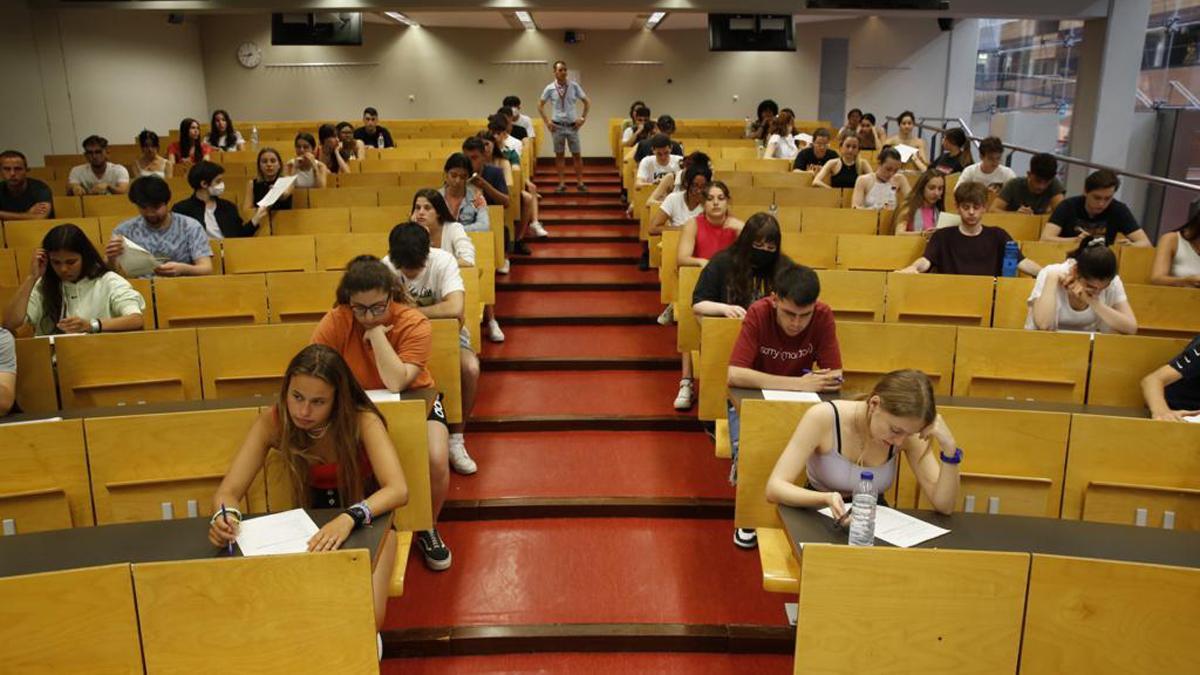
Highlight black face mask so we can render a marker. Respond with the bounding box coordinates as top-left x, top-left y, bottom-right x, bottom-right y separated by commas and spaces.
750, 248, 778, 272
